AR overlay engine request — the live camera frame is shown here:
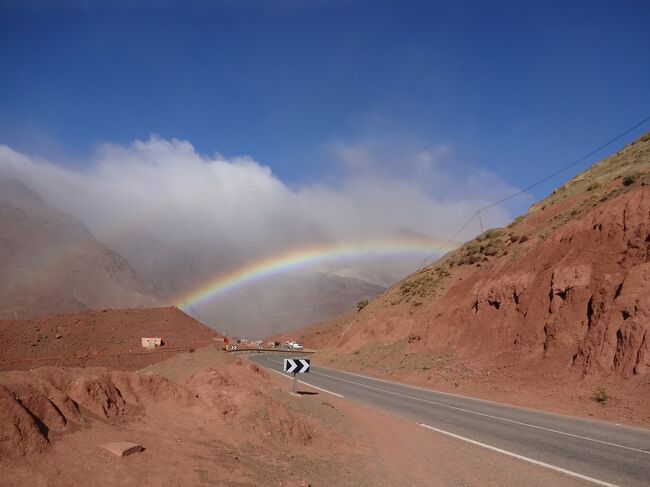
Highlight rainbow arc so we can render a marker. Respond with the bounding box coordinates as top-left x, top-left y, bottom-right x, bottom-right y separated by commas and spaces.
176, 237, 457, 309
